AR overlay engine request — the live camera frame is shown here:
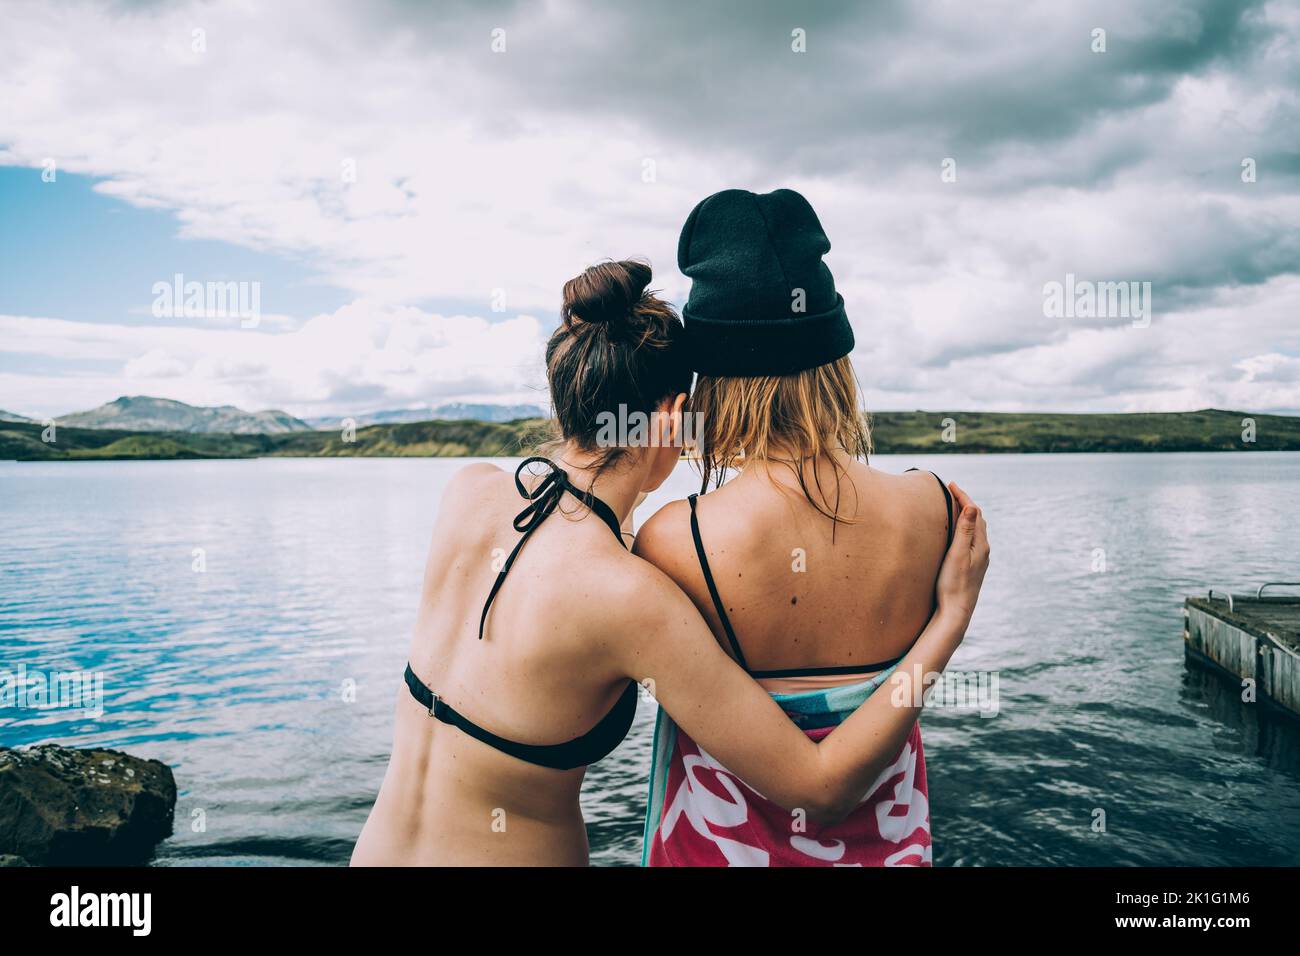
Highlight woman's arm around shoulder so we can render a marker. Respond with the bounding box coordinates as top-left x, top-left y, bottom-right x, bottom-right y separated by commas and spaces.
630, 497, 696, 586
